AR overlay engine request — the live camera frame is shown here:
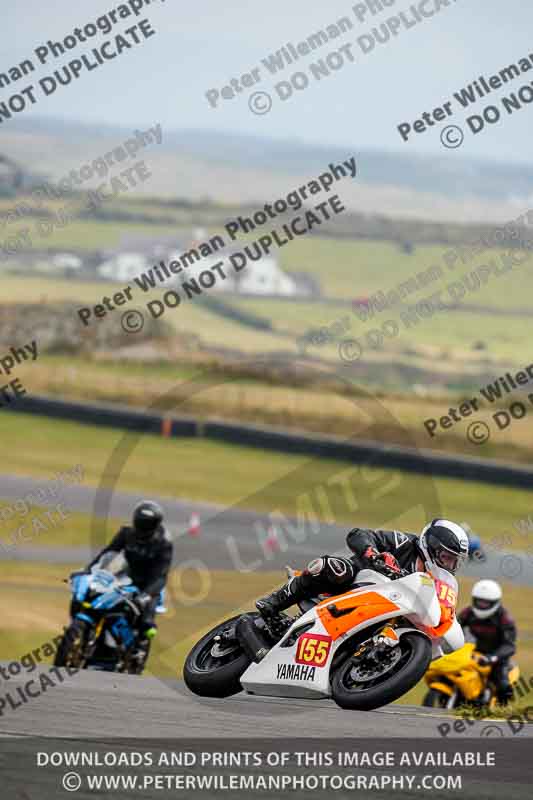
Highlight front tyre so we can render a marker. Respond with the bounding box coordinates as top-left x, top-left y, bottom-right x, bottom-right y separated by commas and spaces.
183, 616, 251, 698
422, 687, 452, 708
54, 620, 88, 668
331, 632, 432, 711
